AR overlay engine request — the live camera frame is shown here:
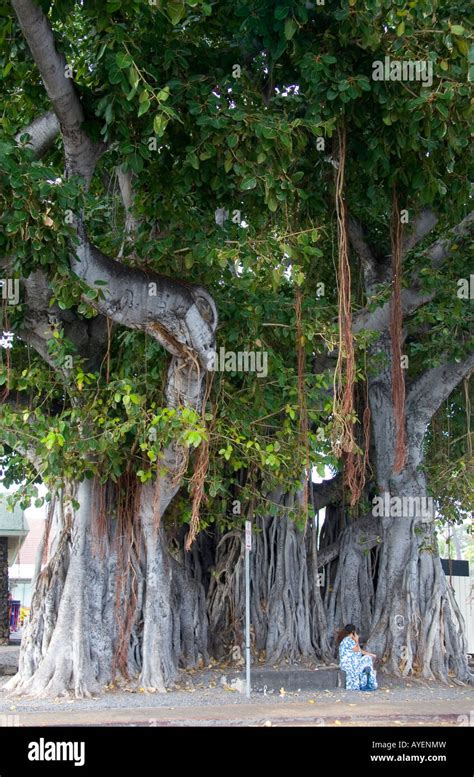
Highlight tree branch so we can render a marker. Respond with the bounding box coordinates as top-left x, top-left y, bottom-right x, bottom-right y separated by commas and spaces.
353, 287, 433, 334
406, 351, 474, 429
15, 110, 60, 157
317, 515, 381, 569
117, 167, 140, 234
71, 224, 217, 370
11, 0, 217, 389
12, 0, 104, 183
5, 109, 109, 376
425, 211, 474, 268
347, 217, 378, 292
311, 473, 342, 511
117, 167, 140, 258
402, 209, 438, 256
353, 211, 474, 335
15, 258, 108, 375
